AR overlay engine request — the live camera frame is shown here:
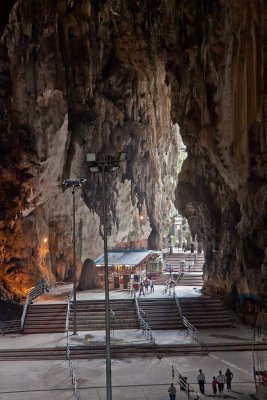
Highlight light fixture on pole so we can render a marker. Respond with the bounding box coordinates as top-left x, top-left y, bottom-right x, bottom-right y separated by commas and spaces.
86, 152, 126, 400
62, 178, 87, 335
